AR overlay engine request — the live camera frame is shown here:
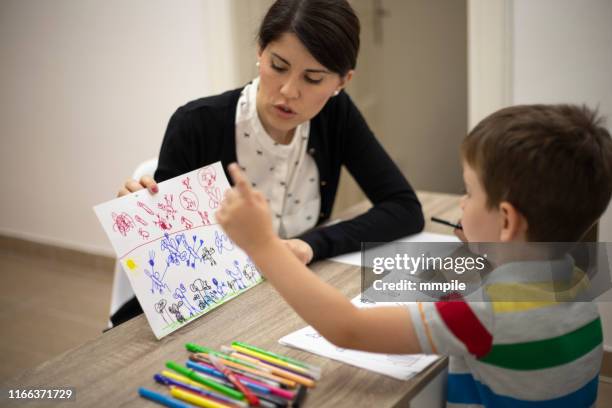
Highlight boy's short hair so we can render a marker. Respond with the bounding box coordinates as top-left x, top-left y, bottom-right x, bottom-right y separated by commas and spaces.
462, 104, 612, 242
